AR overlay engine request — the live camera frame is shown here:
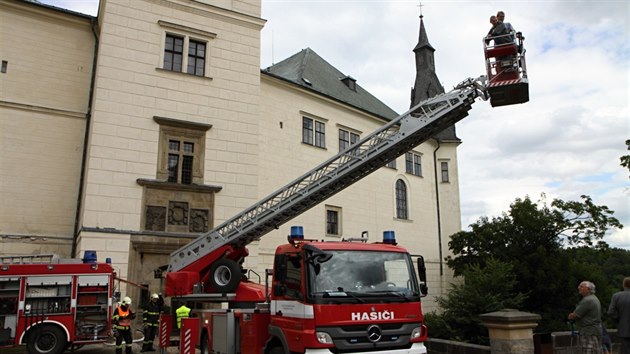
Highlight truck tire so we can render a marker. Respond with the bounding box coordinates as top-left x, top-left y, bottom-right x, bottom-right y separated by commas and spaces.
209, 258, 241, 293
269, 346, 286, 354
27, 324, 67, 354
